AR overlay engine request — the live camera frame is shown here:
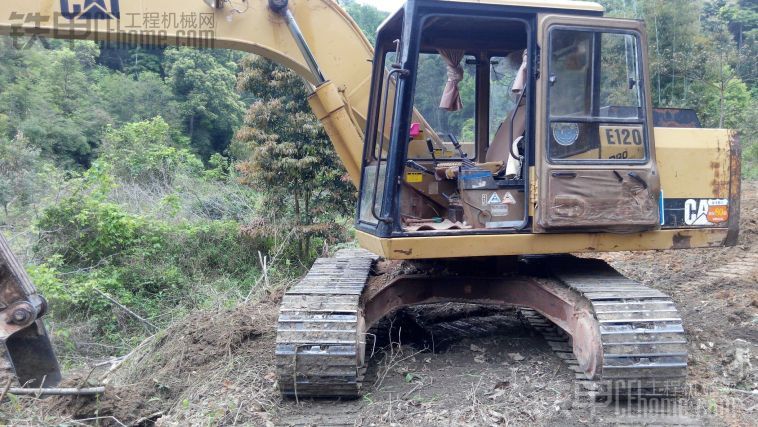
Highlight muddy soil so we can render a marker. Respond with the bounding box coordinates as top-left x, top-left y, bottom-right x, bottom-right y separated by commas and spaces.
4, 183, 755, 426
